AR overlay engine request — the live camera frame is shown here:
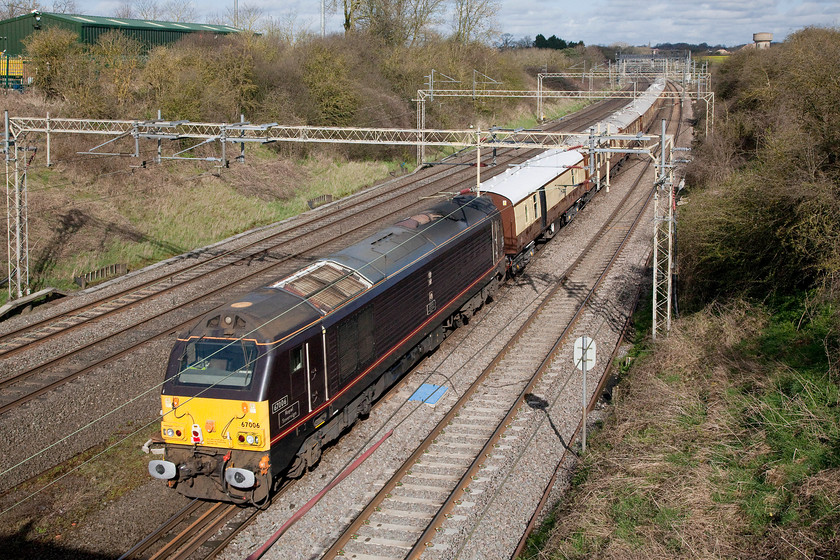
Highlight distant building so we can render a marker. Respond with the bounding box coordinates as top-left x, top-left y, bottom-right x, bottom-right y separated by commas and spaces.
753, 32, 772, 49
0, 11, 244, 56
